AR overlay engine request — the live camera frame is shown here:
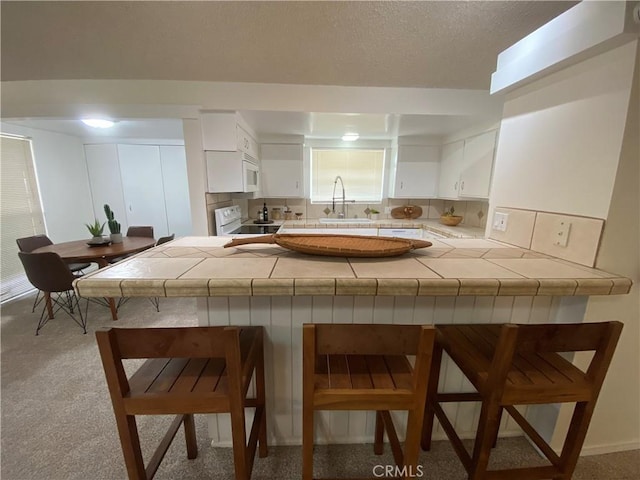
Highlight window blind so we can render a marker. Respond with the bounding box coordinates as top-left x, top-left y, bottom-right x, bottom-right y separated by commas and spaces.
1, 134, 46, 302
310, 148, 385, 203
